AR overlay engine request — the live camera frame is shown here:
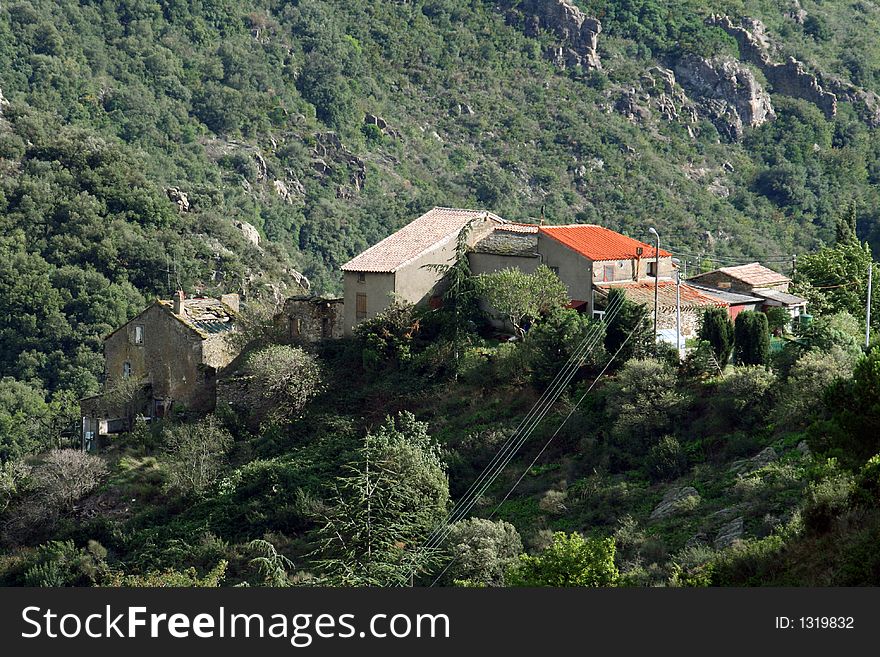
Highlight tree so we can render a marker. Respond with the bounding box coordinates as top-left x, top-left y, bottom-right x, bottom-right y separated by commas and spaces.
526, 306, 605, 386
605, 358, 688, 453
475, 265, 568, 337
33, 449, 108, 513
603, 288, 653, 363
441, 518, 523, 586
224, 345, 322, 426
0, 459, 31, 513
734, 311, 770, 366
422, 217, 481, 376
312, 412, 448, 586
715, 365, 777, 429
163, 416, 232, 496
699, 307, 734, 367
794, 240, 877, 325
247, 539, 295, 587
506, 532, 618, 587
778, 348, 856, 427
354, 299, 421, 369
